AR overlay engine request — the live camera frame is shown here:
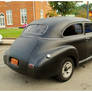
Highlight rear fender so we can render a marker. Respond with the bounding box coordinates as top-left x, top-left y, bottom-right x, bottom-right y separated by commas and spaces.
39, 45, 79, 67
35, 45, 79, 77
